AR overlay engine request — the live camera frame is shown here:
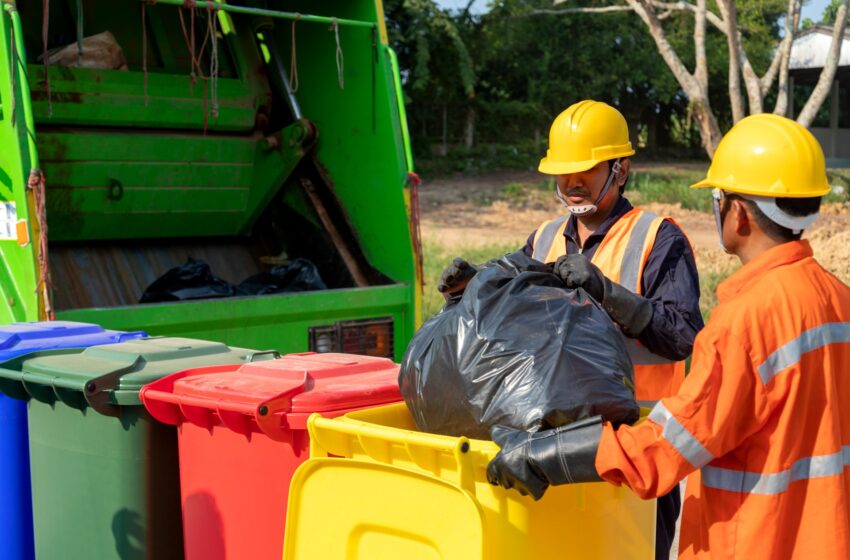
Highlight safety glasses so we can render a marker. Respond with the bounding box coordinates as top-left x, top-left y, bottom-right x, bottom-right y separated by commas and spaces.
712, 188, 726, 249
